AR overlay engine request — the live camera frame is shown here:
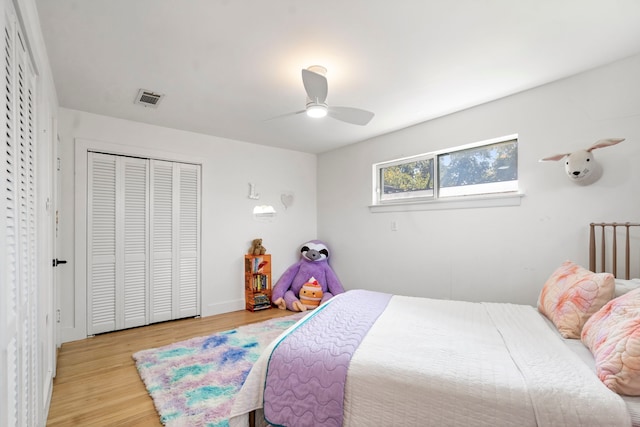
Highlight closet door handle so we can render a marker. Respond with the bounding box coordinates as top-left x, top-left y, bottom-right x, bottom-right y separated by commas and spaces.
53, 259, 67, 267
